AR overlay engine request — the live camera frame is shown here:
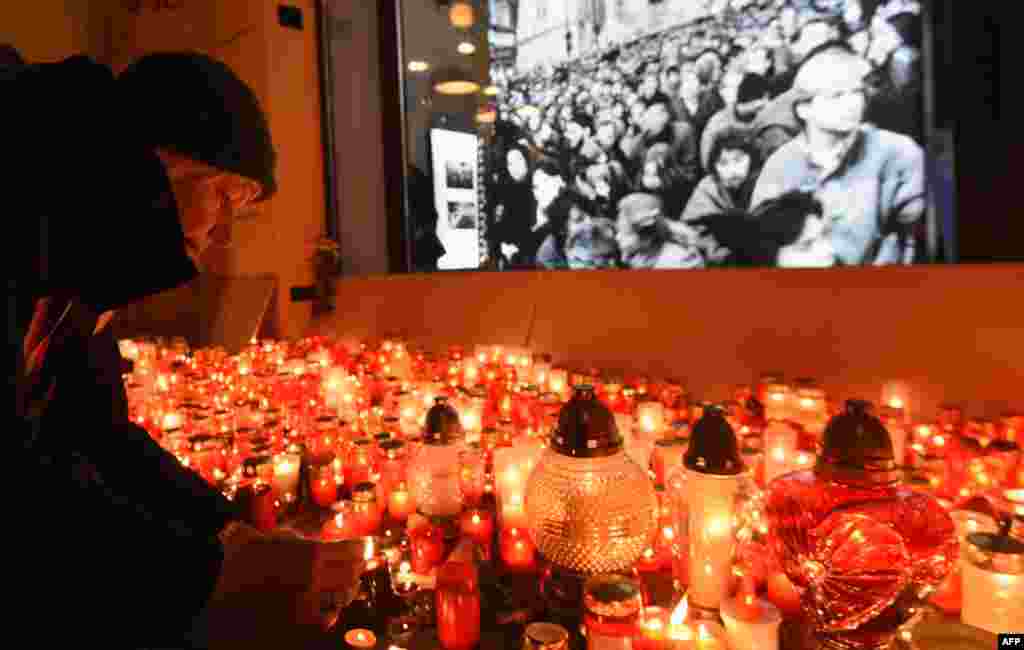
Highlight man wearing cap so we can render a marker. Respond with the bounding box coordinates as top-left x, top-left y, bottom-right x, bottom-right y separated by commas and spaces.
700, 72, 772, 170
616, 193, 703, 270
11, 51, 364, 646
750, 43, 925, 265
